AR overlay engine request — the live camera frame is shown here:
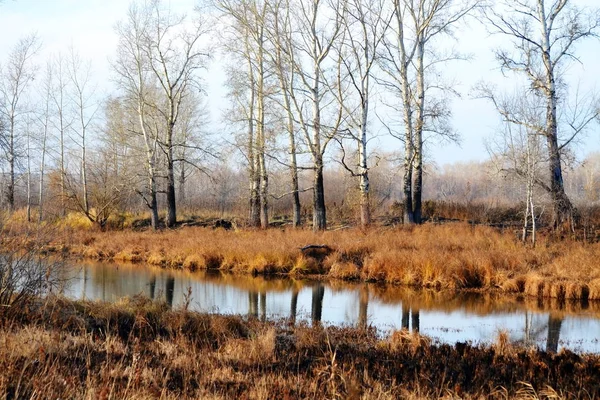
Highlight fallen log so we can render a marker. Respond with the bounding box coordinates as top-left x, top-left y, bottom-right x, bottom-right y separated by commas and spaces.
299, 244, 332, 252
